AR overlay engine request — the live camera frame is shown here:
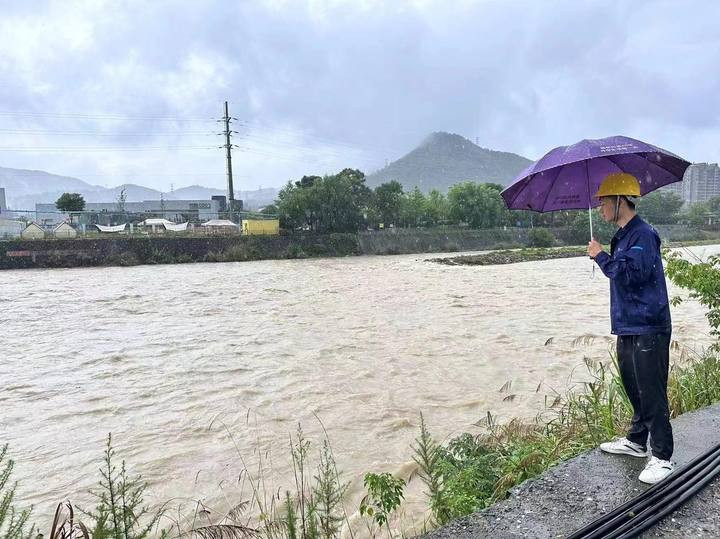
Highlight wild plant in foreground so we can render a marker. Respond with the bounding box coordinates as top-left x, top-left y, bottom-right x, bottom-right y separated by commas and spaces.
359, 472, 405, 538
199, 421, 350, 539
49, 501, 89, 539
0, 444, 37, 539
82, 433, 166, 539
